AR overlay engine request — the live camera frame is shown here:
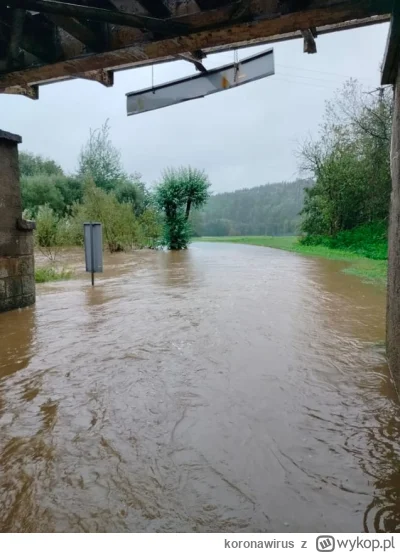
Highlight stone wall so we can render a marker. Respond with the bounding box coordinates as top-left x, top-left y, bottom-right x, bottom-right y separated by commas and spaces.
0, 130, 35, 313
